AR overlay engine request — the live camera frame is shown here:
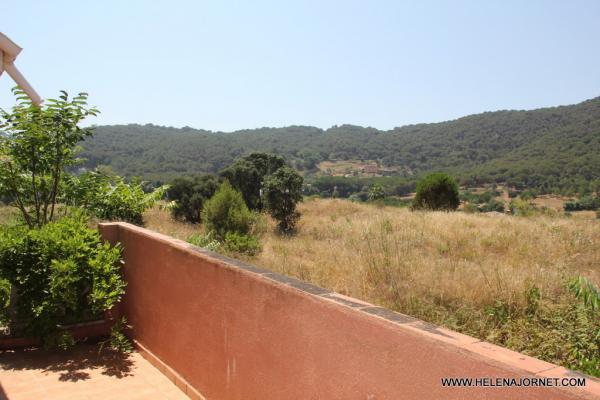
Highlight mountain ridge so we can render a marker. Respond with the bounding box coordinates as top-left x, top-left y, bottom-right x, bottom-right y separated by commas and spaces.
81, 96, 600, 194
